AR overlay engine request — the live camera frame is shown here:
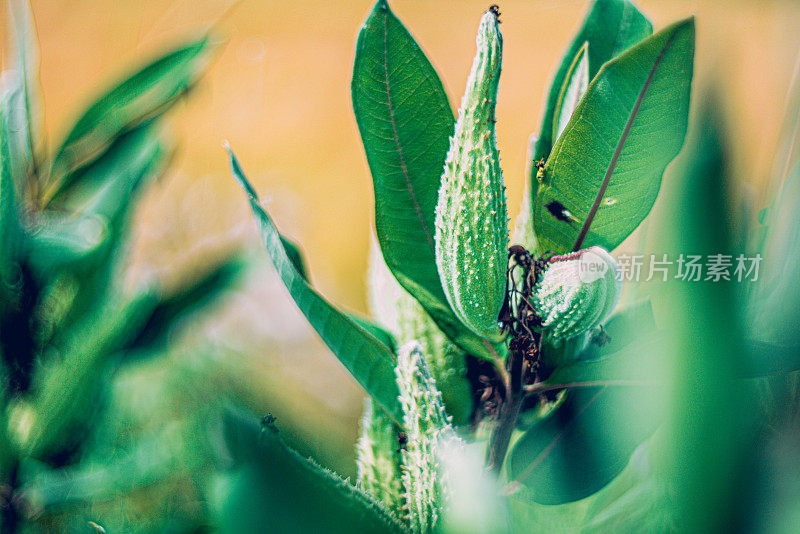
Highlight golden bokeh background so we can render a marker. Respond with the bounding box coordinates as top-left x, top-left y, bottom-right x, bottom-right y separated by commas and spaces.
10, 0, 800, 475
